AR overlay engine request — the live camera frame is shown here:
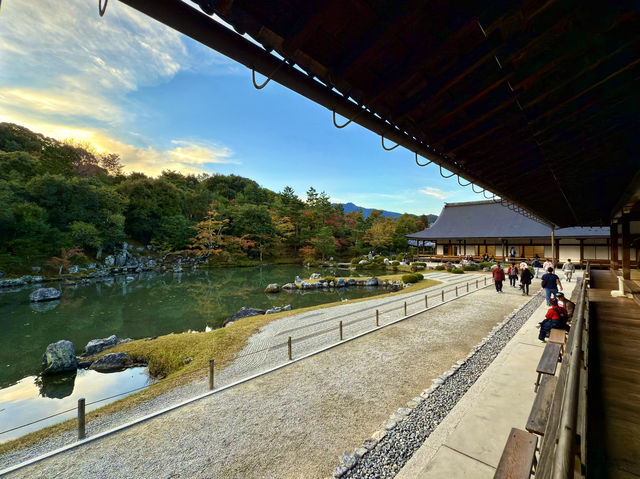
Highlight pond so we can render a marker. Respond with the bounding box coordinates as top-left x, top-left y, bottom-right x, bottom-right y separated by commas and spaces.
0, 265, 389, 389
